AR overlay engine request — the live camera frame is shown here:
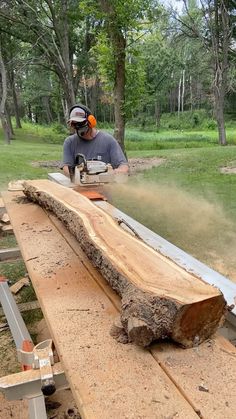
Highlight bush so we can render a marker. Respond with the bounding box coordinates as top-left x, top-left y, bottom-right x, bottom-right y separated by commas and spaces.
202, 119, 217, 129
51, 122, 67, 135
160, 110, 213, 130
